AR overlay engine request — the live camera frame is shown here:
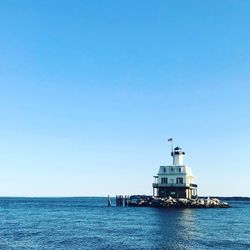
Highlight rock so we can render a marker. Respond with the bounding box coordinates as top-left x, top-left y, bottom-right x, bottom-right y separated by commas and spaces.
128, 195, 230, 208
